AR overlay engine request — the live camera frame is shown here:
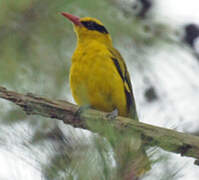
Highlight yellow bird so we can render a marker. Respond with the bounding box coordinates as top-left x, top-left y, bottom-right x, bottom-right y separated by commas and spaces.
61, 12, 150, 179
